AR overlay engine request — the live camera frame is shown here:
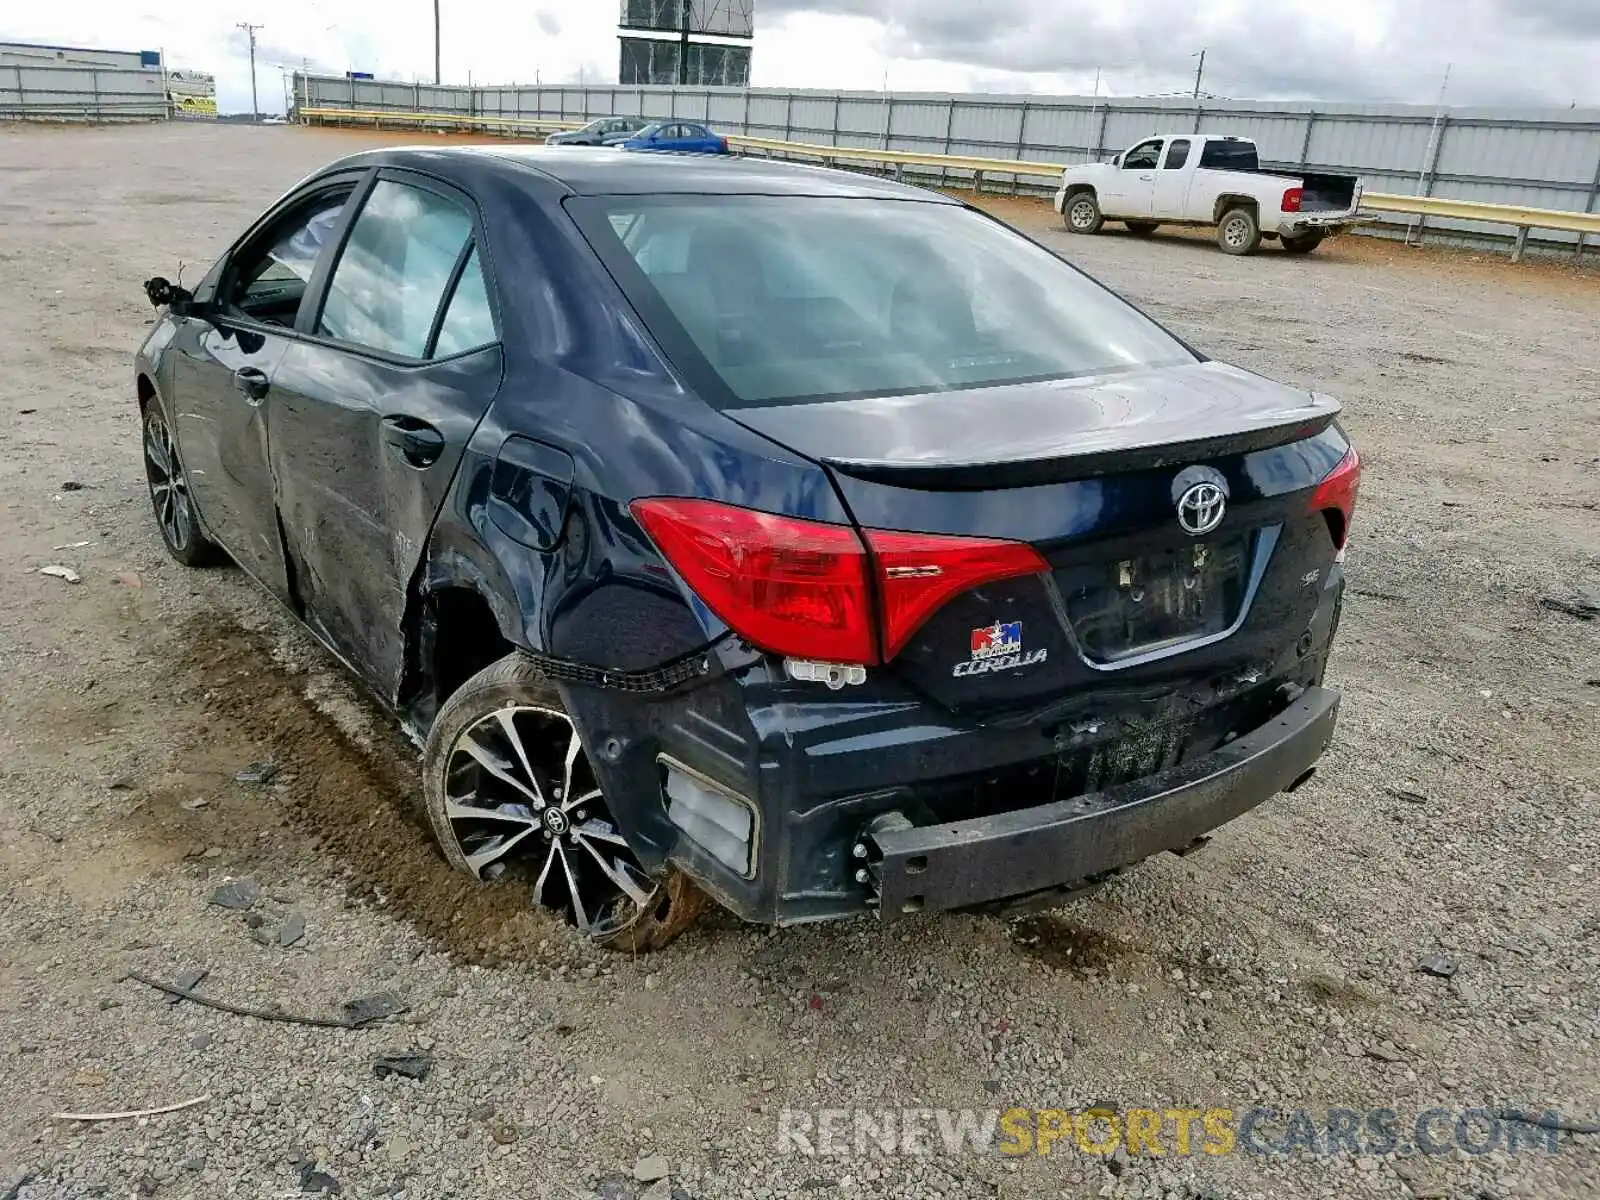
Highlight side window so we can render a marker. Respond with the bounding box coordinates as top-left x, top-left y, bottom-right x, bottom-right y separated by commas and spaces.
1163, 139, 1191, 170
317, 180, 473, 359
433, 247, 496, 357
224, 191, 350, 326
1122, 140, 1163, 170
